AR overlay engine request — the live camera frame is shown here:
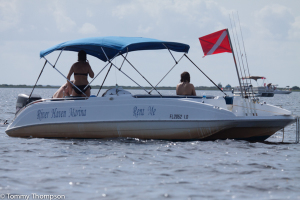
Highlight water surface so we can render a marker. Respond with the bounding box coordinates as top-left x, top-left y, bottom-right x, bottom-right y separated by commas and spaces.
0, 88, 299, 199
